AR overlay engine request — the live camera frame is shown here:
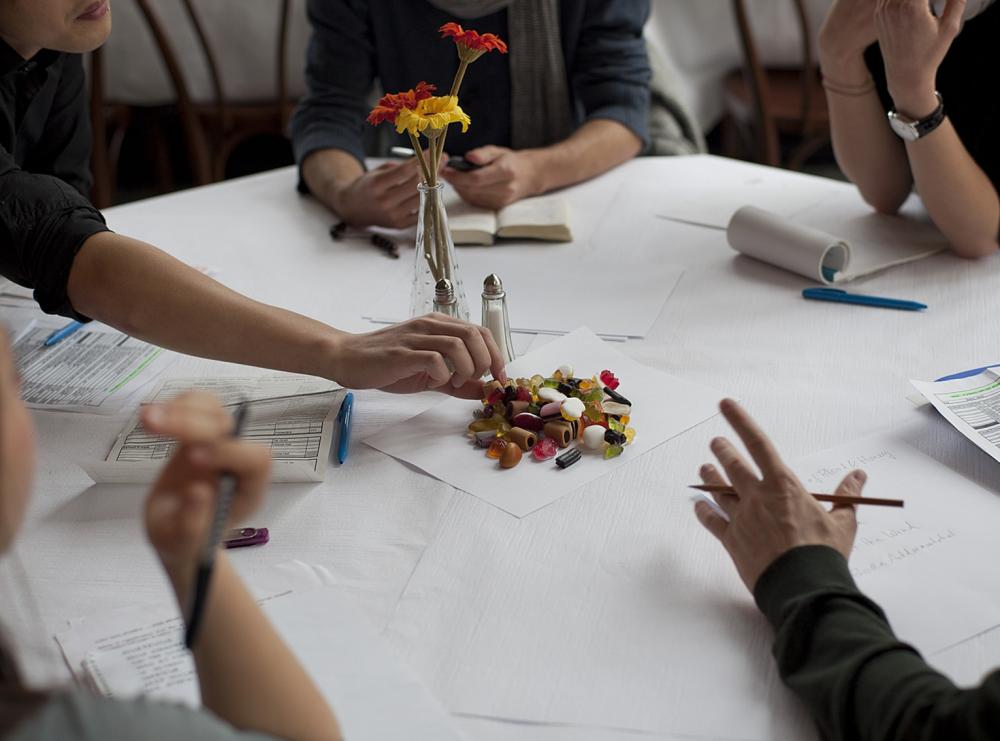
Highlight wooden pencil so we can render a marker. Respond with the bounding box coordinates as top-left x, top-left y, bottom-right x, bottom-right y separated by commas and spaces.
689, 484, 904, 508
